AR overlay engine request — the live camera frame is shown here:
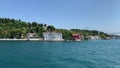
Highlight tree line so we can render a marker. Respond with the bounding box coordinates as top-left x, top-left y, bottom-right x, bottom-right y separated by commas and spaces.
0, 18, 109, 39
